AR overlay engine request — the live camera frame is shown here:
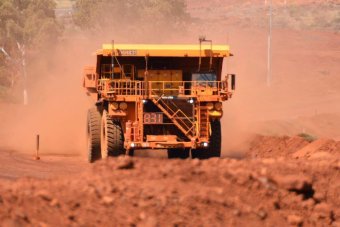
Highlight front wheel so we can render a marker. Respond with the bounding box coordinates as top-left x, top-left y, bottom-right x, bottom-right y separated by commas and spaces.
191, 120, 221, 159
209, 119, 222, 157
101, 110, 125, 158
87, 108, 102, 163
